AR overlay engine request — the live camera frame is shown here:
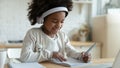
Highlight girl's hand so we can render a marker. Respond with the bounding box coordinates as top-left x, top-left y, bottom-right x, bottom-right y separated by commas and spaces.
52, 52, 66, 62
80, 52, 91, 63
